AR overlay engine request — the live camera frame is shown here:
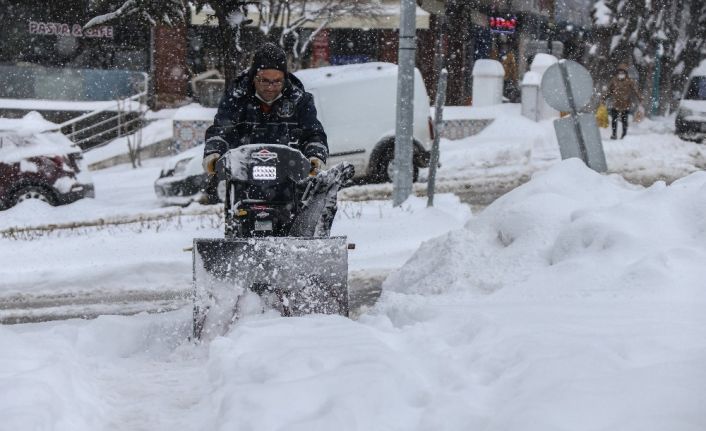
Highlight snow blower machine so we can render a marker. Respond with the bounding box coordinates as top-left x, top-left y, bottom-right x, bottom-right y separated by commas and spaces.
192, 144, 355, 340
